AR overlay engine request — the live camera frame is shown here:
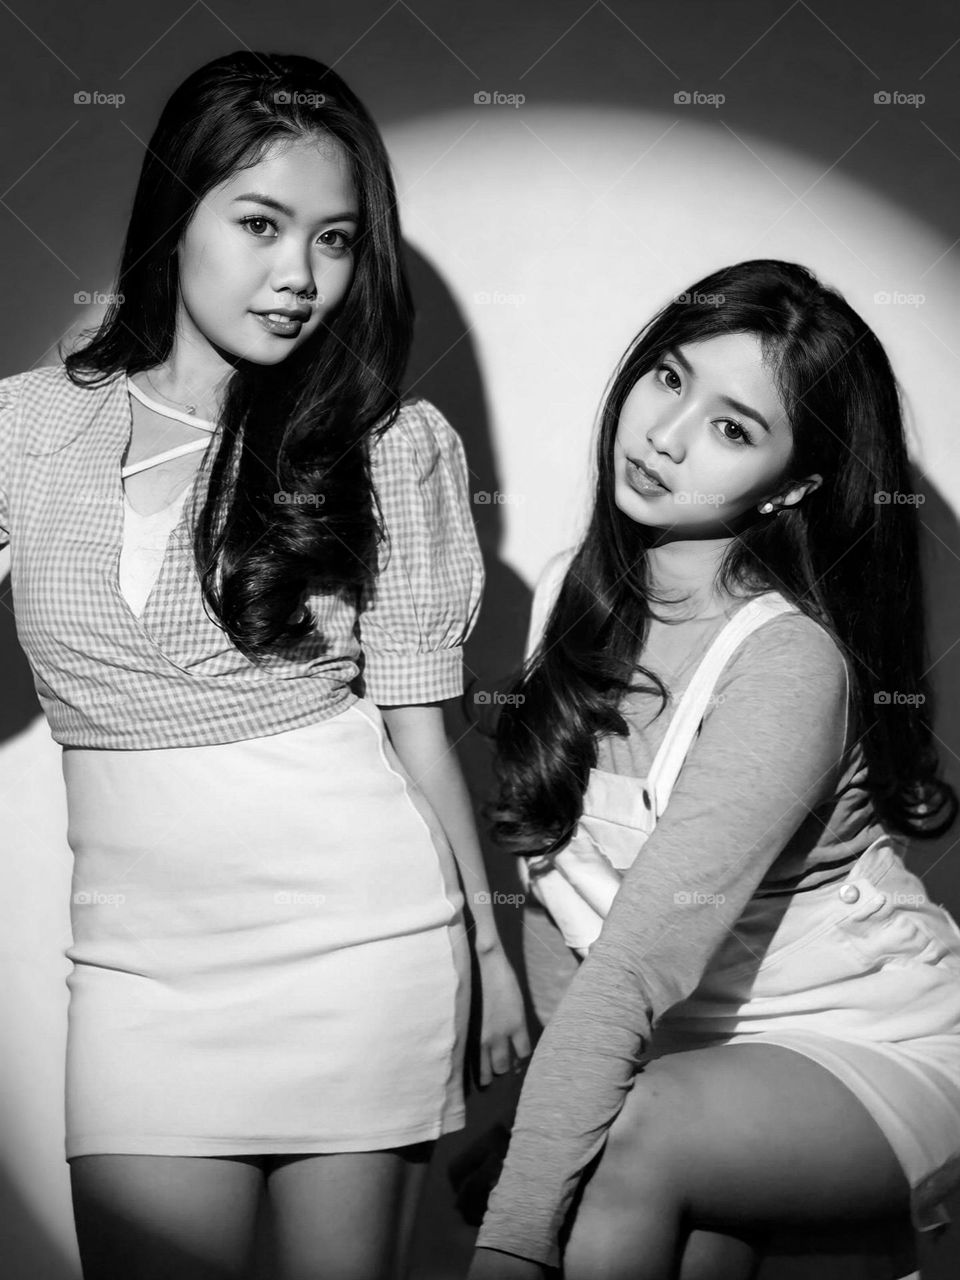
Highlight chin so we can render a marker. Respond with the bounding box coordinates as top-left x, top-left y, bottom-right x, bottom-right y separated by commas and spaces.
231, 339, 305, 367
613, 479, 662, 524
